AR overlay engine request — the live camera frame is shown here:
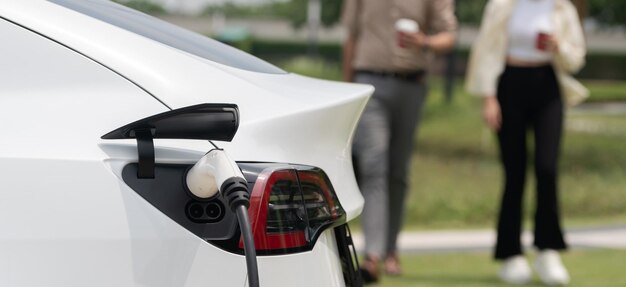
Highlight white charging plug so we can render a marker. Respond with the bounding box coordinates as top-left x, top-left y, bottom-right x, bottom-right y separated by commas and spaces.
186, 149, 245, 199
185, 148, 258, 287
